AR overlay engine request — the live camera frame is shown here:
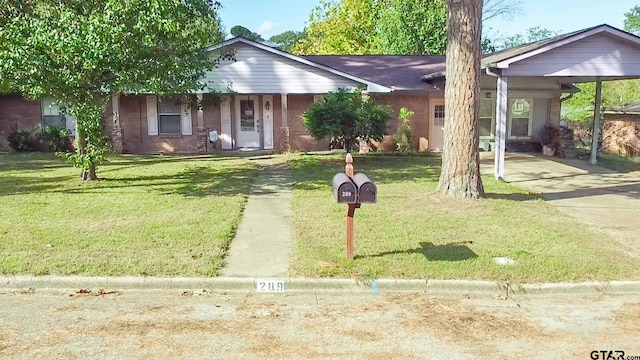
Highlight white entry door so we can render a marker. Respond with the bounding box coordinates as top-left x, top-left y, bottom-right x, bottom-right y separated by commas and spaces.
262, 95, 274, 150
429, 100, 445, 151
235, 95, 261, 148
